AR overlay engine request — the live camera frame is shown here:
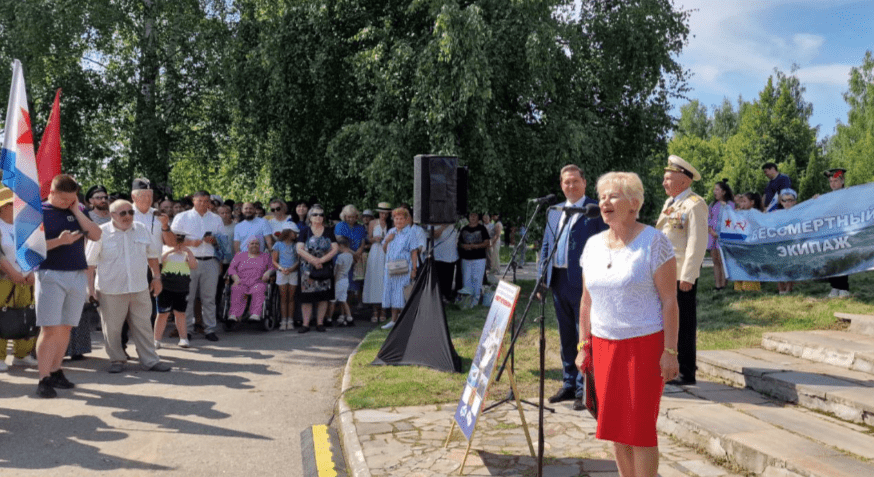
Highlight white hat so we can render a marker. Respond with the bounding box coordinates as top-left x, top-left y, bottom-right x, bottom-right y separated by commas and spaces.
665, 155, 701, 181
275, 221, 300, 236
